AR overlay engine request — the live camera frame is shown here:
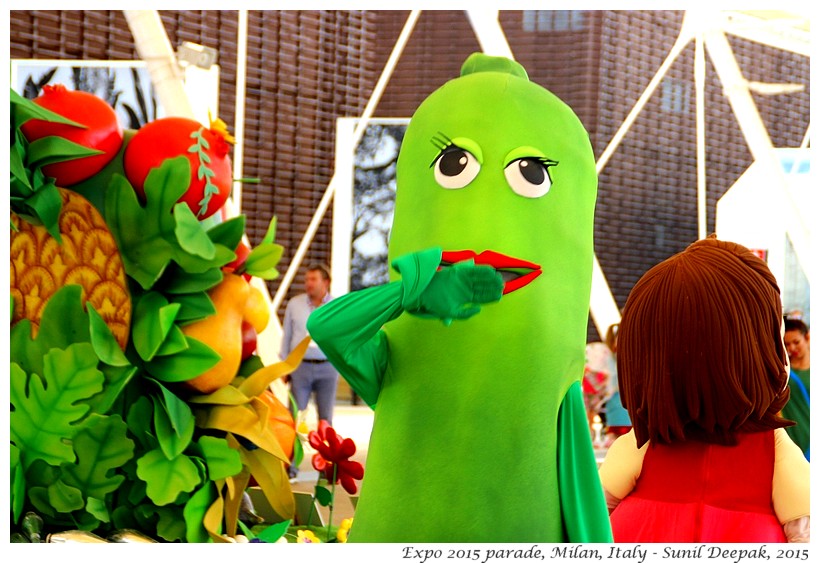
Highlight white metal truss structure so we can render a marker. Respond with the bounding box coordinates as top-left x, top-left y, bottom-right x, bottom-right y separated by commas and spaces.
124, 9, 811, 348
